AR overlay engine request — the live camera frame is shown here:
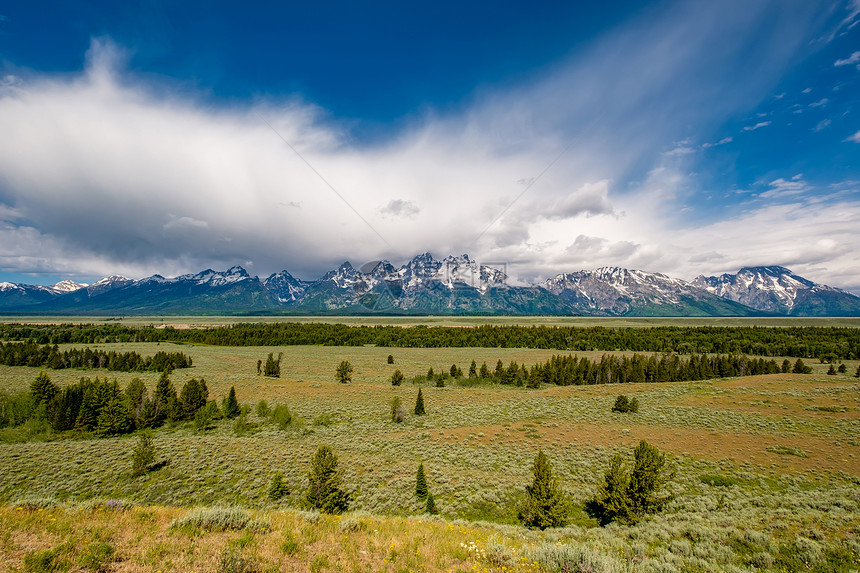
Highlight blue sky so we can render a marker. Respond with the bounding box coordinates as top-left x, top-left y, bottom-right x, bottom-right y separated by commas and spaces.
1, 0, 859, 292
